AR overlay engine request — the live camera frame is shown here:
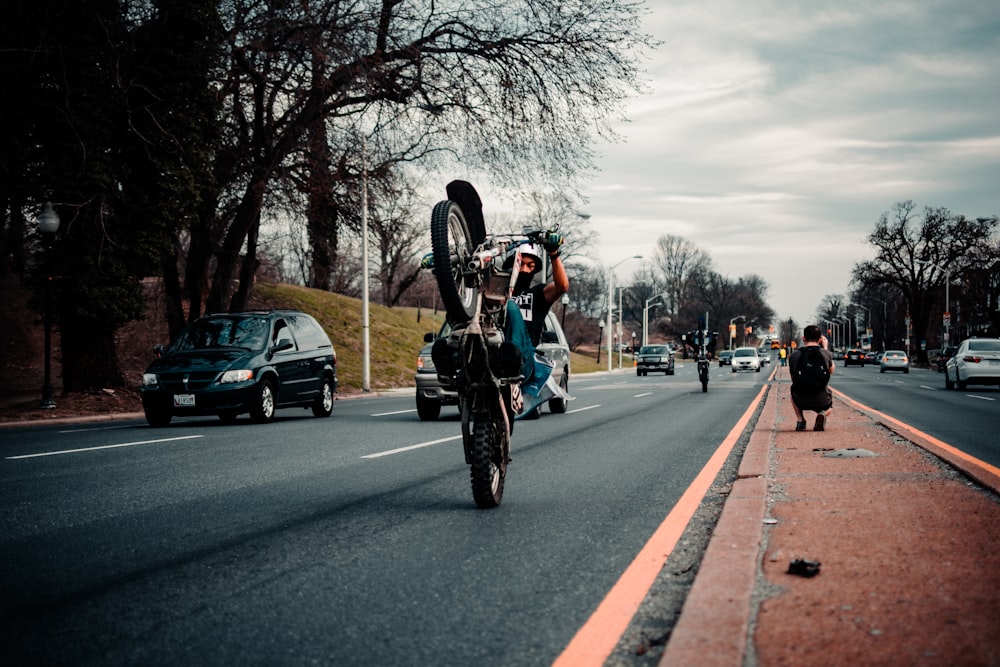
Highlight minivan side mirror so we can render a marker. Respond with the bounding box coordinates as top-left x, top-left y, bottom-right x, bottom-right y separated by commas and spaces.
270, 340, 294, 356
